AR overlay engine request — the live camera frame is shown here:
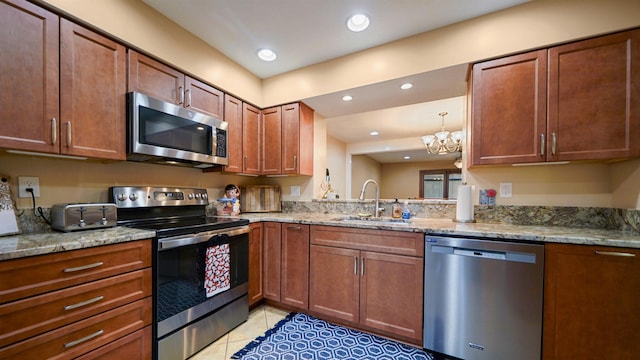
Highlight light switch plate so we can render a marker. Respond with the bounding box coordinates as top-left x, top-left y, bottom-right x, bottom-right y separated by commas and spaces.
499, 182, 512, 198
290, 186, 301, 197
